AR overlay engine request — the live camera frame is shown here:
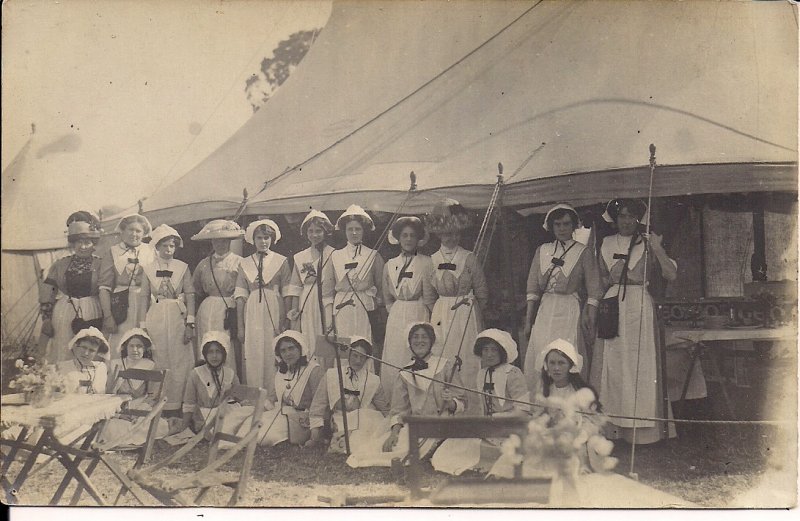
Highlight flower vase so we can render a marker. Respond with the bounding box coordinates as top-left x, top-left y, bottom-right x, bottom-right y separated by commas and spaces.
27, 386, 53, 408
